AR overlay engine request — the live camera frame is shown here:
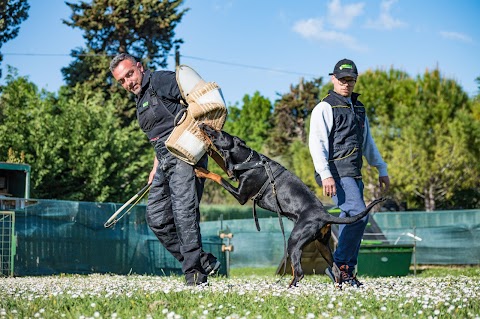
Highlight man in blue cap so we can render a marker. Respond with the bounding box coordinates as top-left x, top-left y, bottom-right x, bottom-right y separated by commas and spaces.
309, 58, 390, 287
